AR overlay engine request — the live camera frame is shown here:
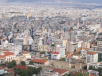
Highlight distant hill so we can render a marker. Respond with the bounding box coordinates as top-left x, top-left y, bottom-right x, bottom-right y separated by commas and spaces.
6, 0, 102, 4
